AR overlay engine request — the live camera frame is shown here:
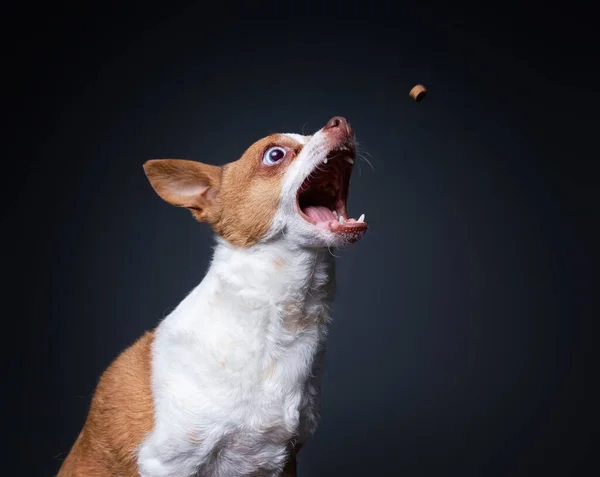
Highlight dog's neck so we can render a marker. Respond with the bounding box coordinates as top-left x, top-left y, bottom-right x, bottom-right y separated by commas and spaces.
169, 237, 336, 352
210, 237, 336, 333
